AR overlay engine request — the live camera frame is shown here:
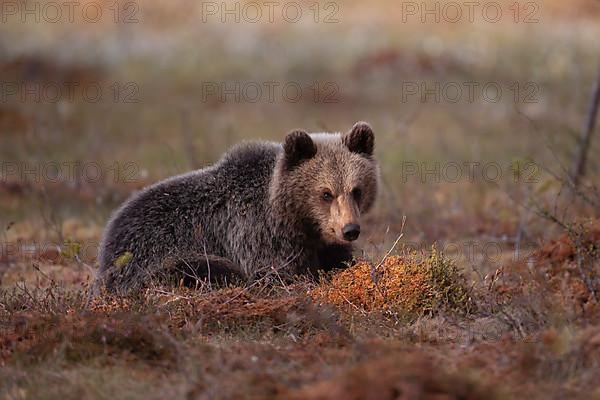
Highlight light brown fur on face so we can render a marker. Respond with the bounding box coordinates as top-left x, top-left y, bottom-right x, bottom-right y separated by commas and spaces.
270, 122, 379, 245
324, 193, 361, 243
